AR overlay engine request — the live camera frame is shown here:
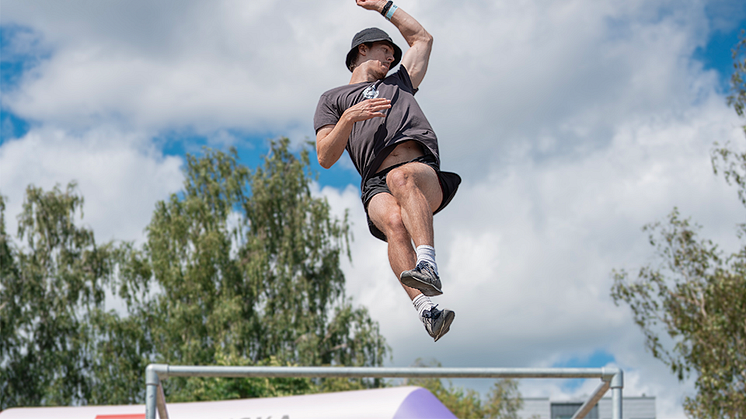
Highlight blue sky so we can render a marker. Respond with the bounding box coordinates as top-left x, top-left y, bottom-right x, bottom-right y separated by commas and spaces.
2, 1, 745, 417
697, 30, 741, 77
1, 26, 38, 140
552, 350, 618, 392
